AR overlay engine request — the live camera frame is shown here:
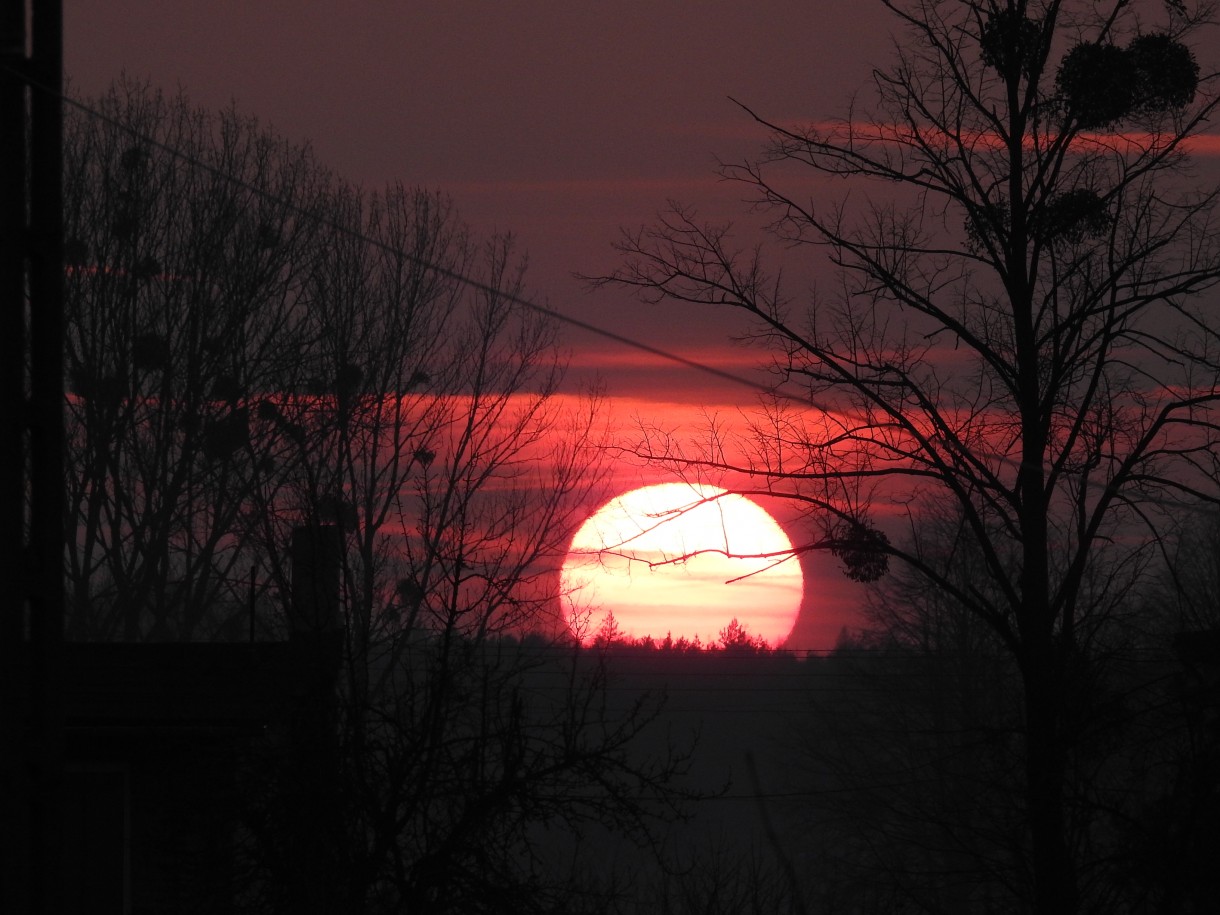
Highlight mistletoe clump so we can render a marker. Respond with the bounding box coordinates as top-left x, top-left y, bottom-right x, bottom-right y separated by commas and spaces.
830, 520, 891, 583
980, 9, 1048, 80
1056, 32, 1198, 129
